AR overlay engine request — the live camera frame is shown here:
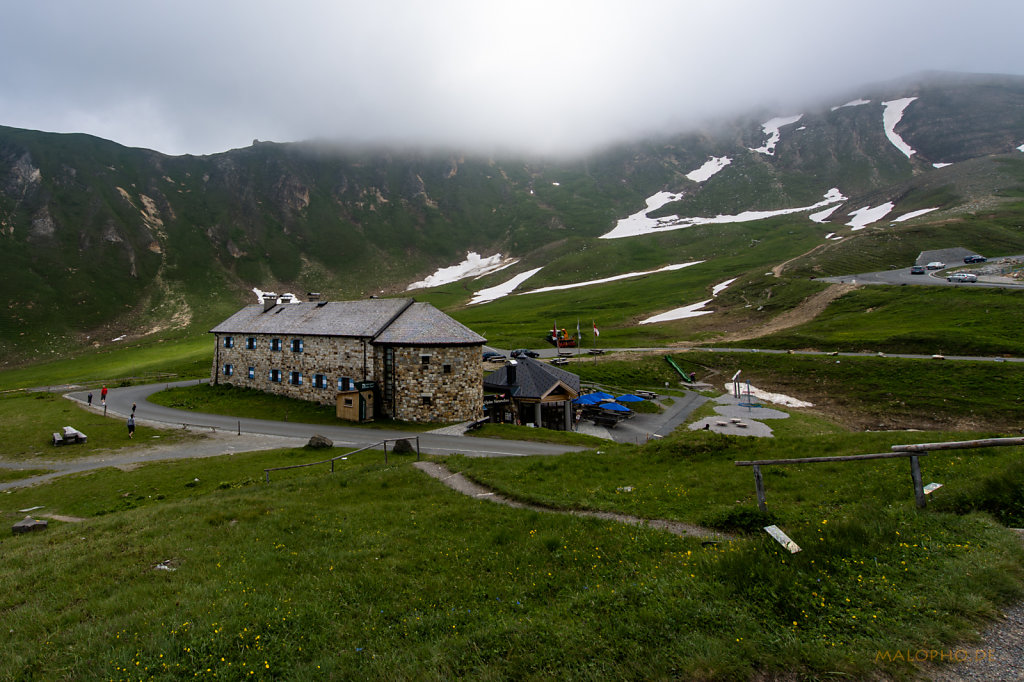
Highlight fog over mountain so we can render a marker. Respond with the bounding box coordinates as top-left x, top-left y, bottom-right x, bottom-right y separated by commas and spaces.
3, 0, 1023, 156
